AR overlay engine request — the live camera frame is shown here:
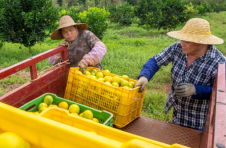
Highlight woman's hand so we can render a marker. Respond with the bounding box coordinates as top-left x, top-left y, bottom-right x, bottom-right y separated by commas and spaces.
59, 41, 69, 47
78, 54, 95, 73
135, 76, 148, 93
175, 83, 196, 97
